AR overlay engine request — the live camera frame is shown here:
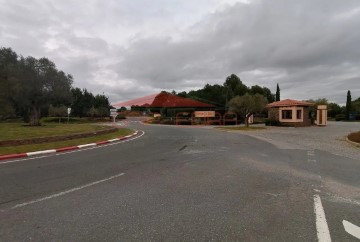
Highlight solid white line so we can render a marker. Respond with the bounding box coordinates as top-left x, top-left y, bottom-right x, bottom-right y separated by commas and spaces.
343, 220, 360, 239
314, 194, 332, 242
0, 130, 145, 165
77, 143, 96, 148
10, 173, 125, 210
27, 149, 56, 156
